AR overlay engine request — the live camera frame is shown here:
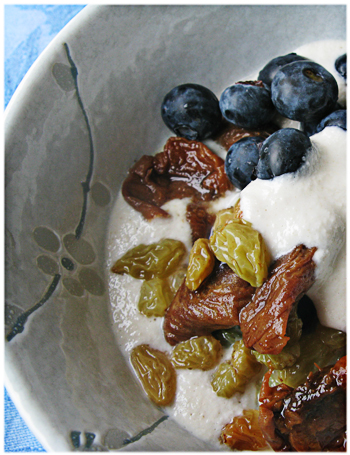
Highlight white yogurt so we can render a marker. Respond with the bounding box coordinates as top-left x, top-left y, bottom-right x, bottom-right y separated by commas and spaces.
240, 127, 346, 332
107, 40, 346, 447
